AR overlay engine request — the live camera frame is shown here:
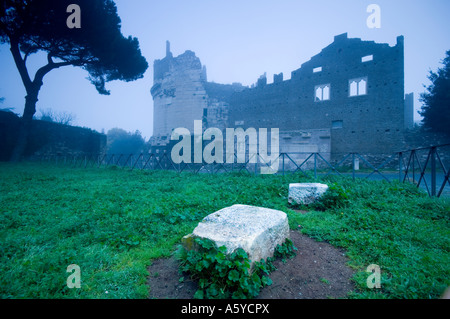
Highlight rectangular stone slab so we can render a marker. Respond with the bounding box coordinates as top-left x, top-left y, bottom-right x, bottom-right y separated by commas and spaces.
288, 183, 329, 205
183, 204, 290, 265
